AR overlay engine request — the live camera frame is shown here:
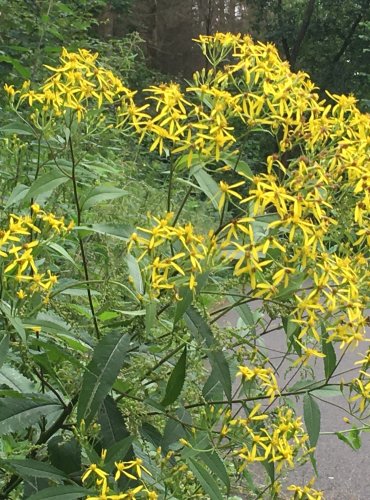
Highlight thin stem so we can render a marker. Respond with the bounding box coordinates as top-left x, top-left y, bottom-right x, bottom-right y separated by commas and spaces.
173, 185, 193, 226
69, 133, 101, 339
184, 380, 344, 409
167, 158, 174, 213
33, 368, 67, 408
320, 425, 370, 436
